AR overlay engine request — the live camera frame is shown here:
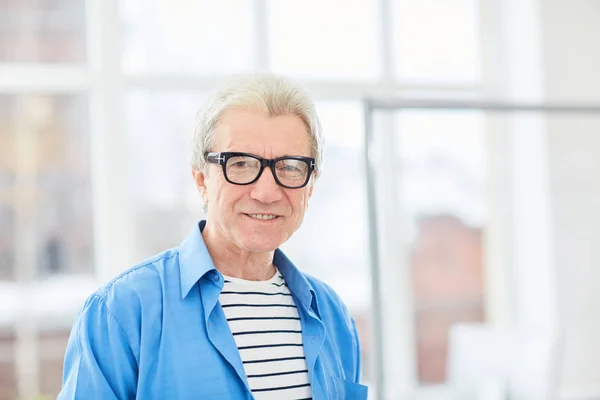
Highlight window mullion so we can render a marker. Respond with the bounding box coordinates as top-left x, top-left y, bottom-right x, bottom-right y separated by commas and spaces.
87, 0, 135, 283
